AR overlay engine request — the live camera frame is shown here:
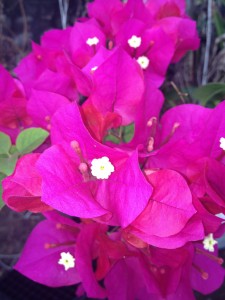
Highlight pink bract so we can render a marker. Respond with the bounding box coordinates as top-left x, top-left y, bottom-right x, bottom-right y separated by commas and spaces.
15, 211, 81, 287
37, 103, 152, 227
2, 153, 51, 213
0, 66, 31, 140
